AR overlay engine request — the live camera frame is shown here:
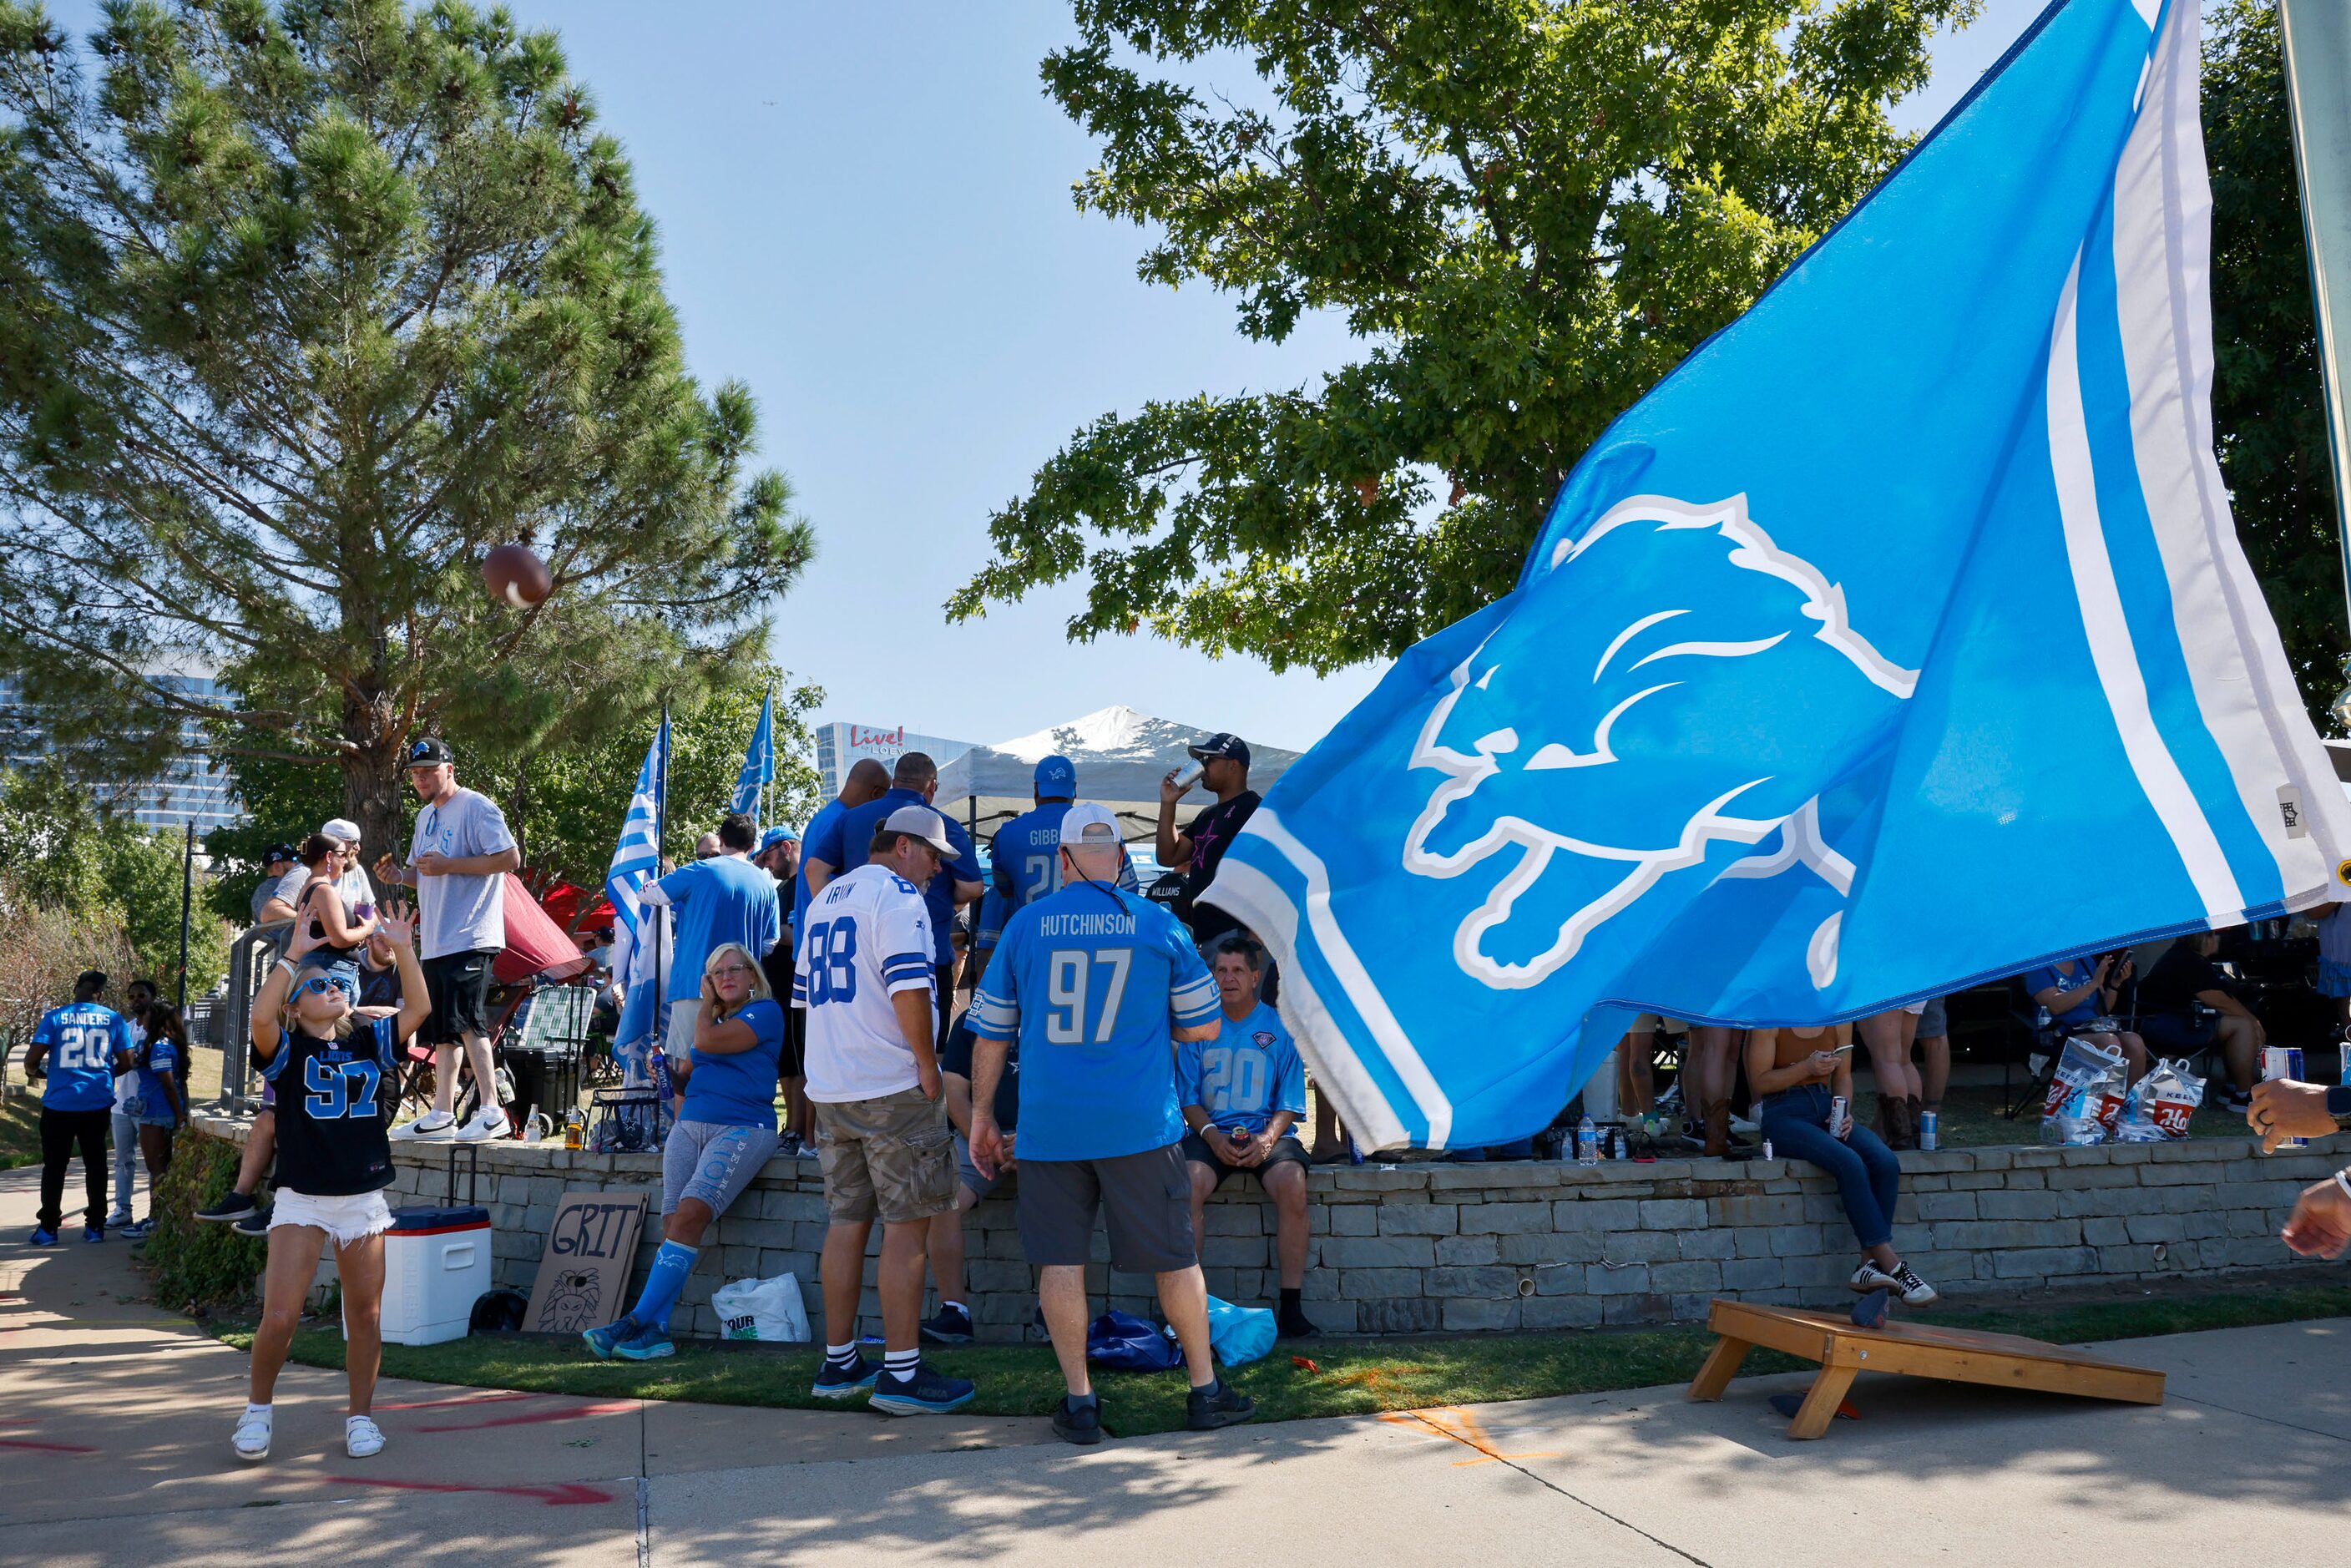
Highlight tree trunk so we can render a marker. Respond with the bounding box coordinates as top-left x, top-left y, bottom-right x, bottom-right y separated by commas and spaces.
342, 688, 408, 868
